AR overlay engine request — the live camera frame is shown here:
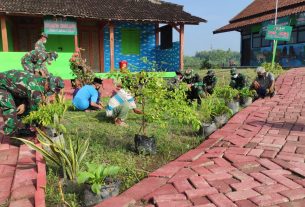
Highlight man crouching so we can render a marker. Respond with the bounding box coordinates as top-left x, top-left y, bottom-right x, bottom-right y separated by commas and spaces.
251, 66, 275, 98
